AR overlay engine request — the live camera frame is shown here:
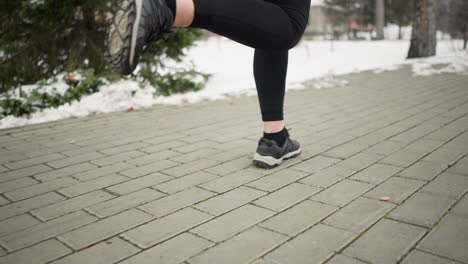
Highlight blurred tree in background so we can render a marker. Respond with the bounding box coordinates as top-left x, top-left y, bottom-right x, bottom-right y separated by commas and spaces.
386, 0, 414, 39
324, 0, 466, 42
324, 0, 414, 39
408, 0, 436, 58
0, 0, 204, 94
448, 0, 468, 49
